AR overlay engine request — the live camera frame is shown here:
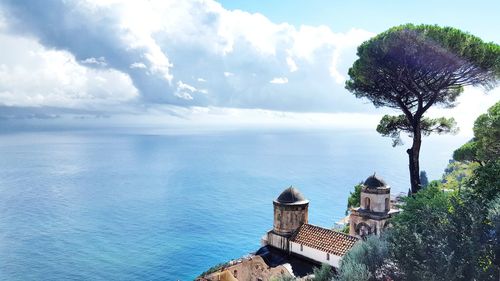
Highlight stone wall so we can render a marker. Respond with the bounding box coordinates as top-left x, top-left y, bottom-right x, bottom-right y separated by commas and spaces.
200, 255, 292, 281
267, 231, 290, 252
273, 202, 308, 236
360, 191, 390, 213
349, 212, 388, 237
